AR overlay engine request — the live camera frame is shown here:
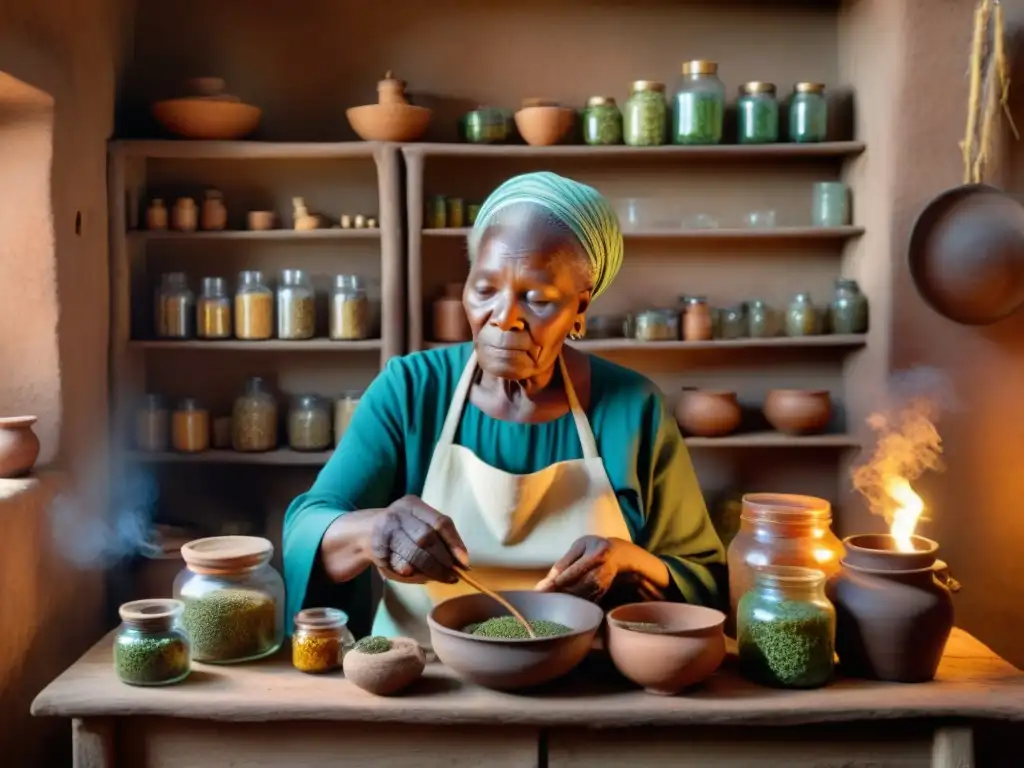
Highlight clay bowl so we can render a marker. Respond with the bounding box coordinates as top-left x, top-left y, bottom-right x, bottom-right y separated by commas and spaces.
346, 103, 431, 142
514, 106, 575, 146
0, 416, 41, 478
247, 210, 276, 231
427, 590, 604, 690
763, 389, 831, 435
342, 636, 426, 696
675, 389, 741, 437
152, 98, 261, 140
841, 533, 939, 572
